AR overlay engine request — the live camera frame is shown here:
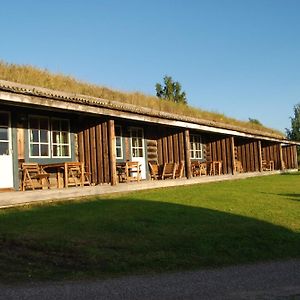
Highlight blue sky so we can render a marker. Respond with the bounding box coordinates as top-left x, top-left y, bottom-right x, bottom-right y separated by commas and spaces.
1, 0, 299, 133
